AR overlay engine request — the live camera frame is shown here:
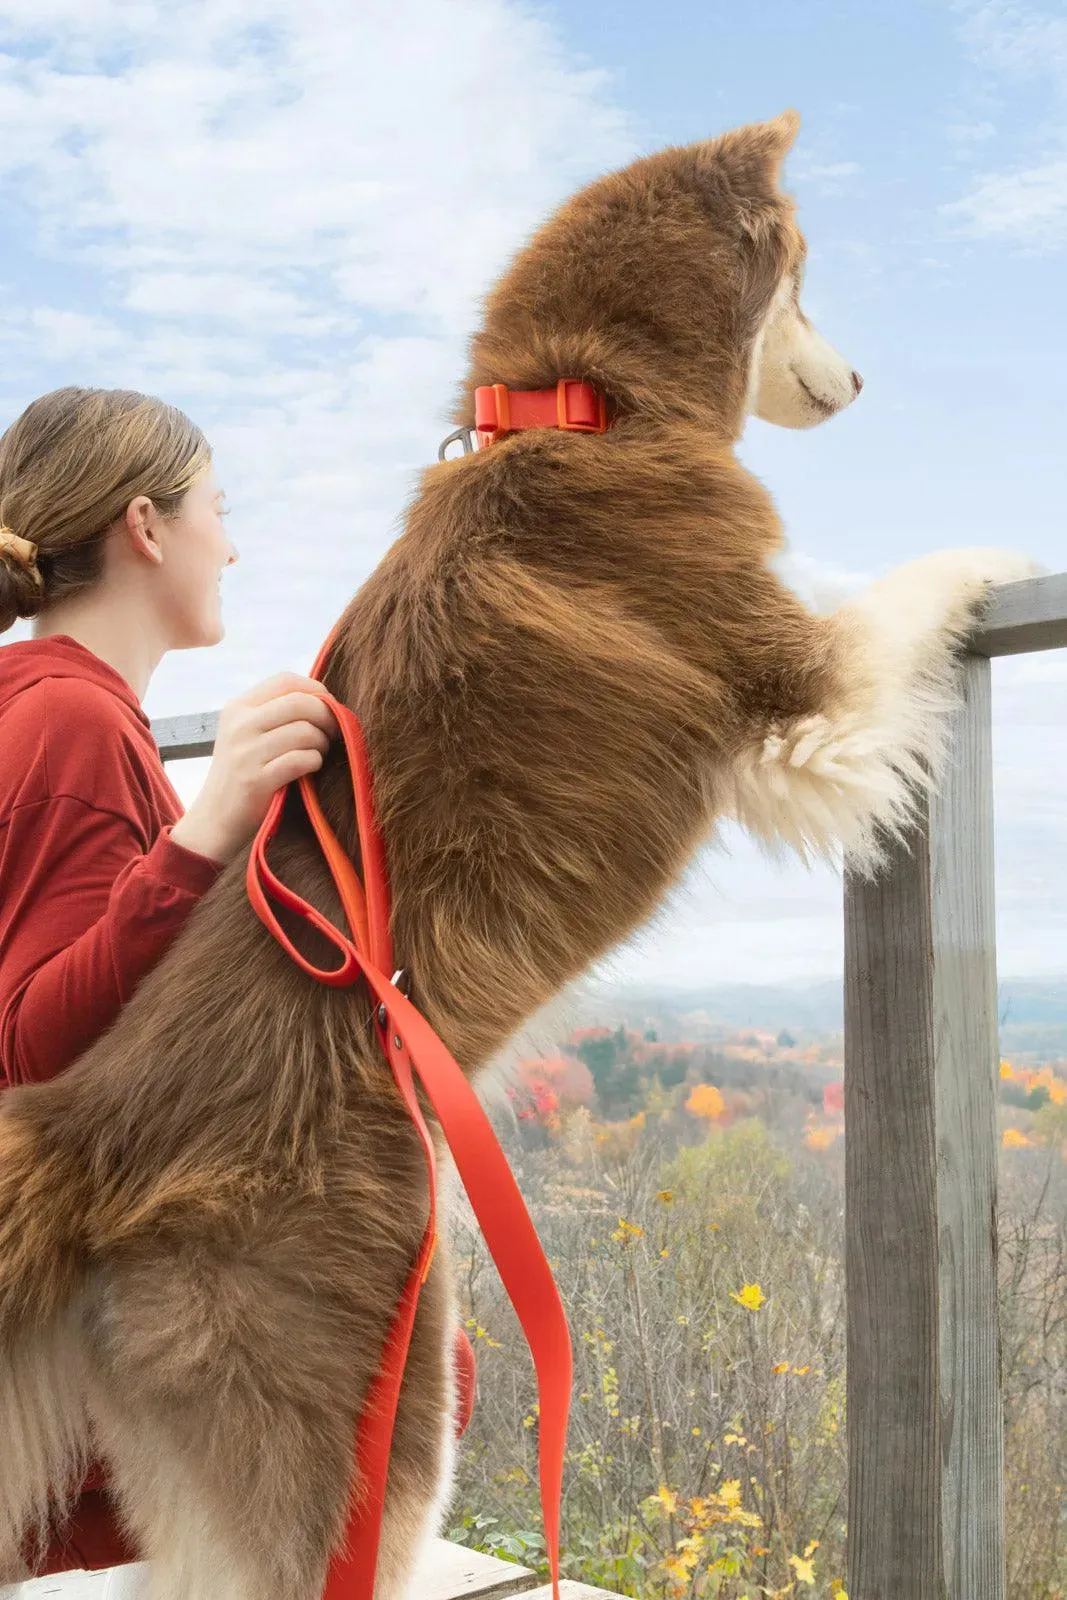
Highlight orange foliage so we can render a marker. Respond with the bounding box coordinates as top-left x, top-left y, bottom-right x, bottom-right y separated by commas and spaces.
685, 1083, 726, 1121
804, 1125, 841, 1152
